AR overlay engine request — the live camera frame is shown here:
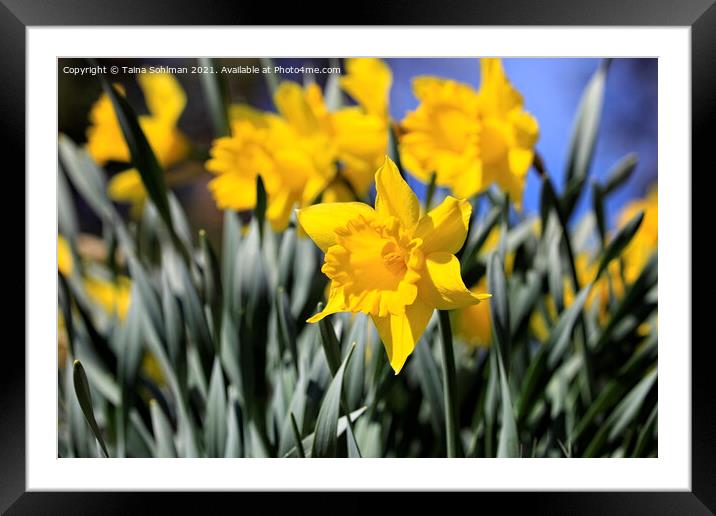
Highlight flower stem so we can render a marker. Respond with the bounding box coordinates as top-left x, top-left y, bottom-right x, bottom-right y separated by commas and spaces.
424, 172, 438, 212
437, 309, 460, 458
